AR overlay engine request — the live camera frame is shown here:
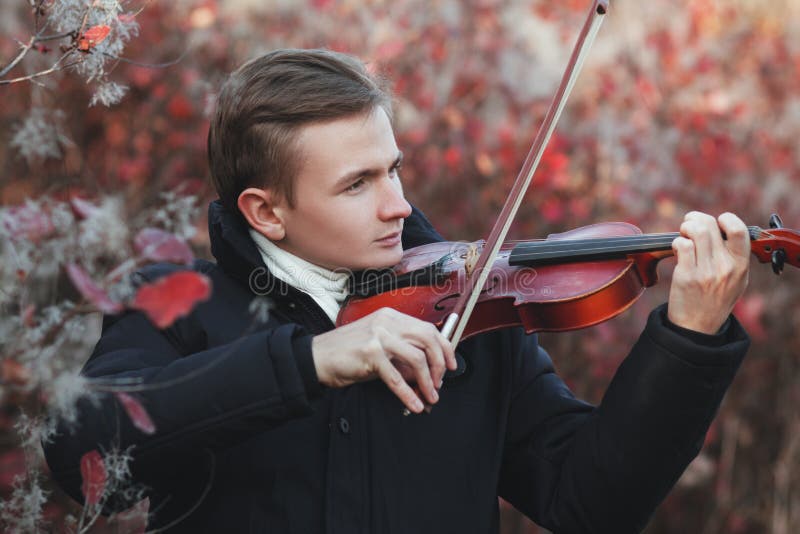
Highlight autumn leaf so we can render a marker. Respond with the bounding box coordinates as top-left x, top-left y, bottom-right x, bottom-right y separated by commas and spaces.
80, 450, 107, 507
108, 497, 150, 534
134, 228, 194, 264
66, 263, 123, 314
115, 392, 156, 435
131, 271, 211, 328
77, 25, 111, 52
